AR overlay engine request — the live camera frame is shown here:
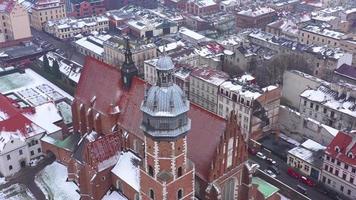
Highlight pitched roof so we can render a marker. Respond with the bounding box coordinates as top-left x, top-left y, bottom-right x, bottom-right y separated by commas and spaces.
76, 57, 227, 181
325, 131, 356, 166
334, 64, 356, 81
75, 57, 124, 115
